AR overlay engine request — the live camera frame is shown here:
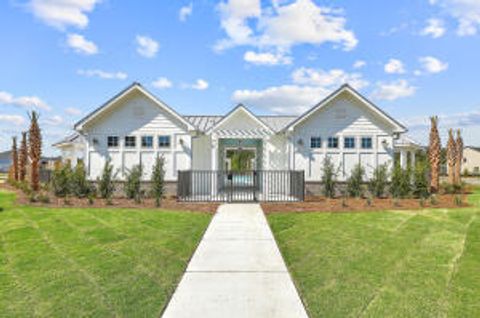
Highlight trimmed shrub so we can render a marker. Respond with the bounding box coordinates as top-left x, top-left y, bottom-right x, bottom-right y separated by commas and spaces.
151, 156, 166, 207
51, 162, 72, 198
71, 161, 92, 198
346, 164, 364, 198
322, 156, 338, 198
412, 162, 430, 198
368, 164, 389, 198
125, 164, 143, 203
98, 160, 116, 201
390, 164, 411, 198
